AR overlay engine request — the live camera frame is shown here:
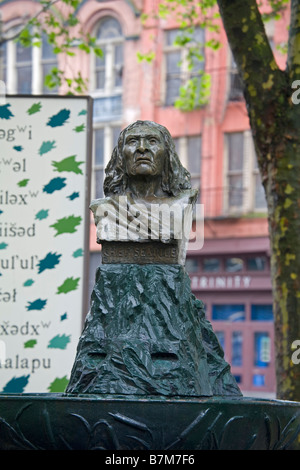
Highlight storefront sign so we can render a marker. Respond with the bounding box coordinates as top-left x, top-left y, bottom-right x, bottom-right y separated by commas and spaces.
191, 274, 271, 290
191, 275, 251, 289
0, 96, 92, 393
